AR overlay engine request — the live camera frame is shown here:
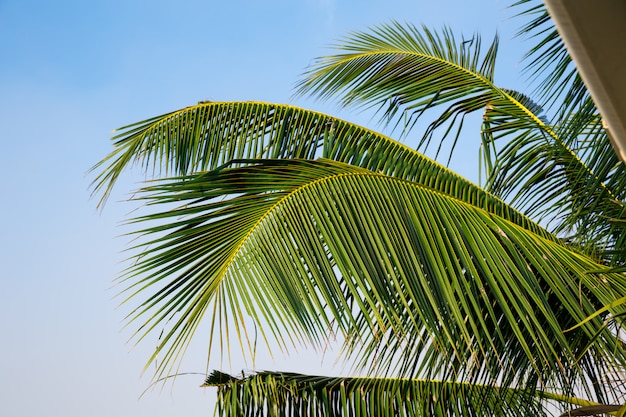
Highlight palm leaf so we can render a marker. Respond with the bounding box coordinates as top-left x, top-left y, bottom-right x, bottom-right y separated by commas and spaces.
203, 370, 619, 417
89, 102, 550, 245
296, 22, 498, 159
120, 159, 626, 396
511, 0, 626, 261
92, 9, 626, 414
296, 21, 626, 264
90, 102, 326, 205
483, 99, 626, 262
509, 0, 626, 264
